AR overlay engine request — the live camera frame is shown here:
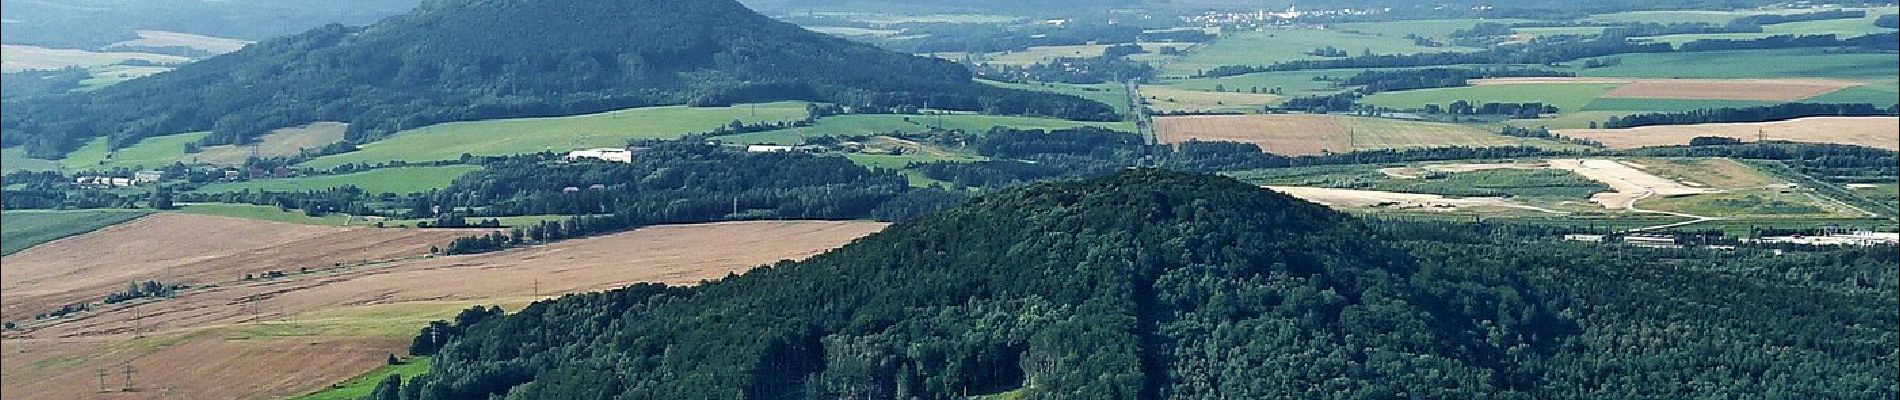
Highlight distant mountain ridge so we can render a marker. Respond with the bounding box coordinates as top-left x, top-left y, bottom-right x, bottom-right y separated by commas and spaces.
0, 0, 1116, 159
